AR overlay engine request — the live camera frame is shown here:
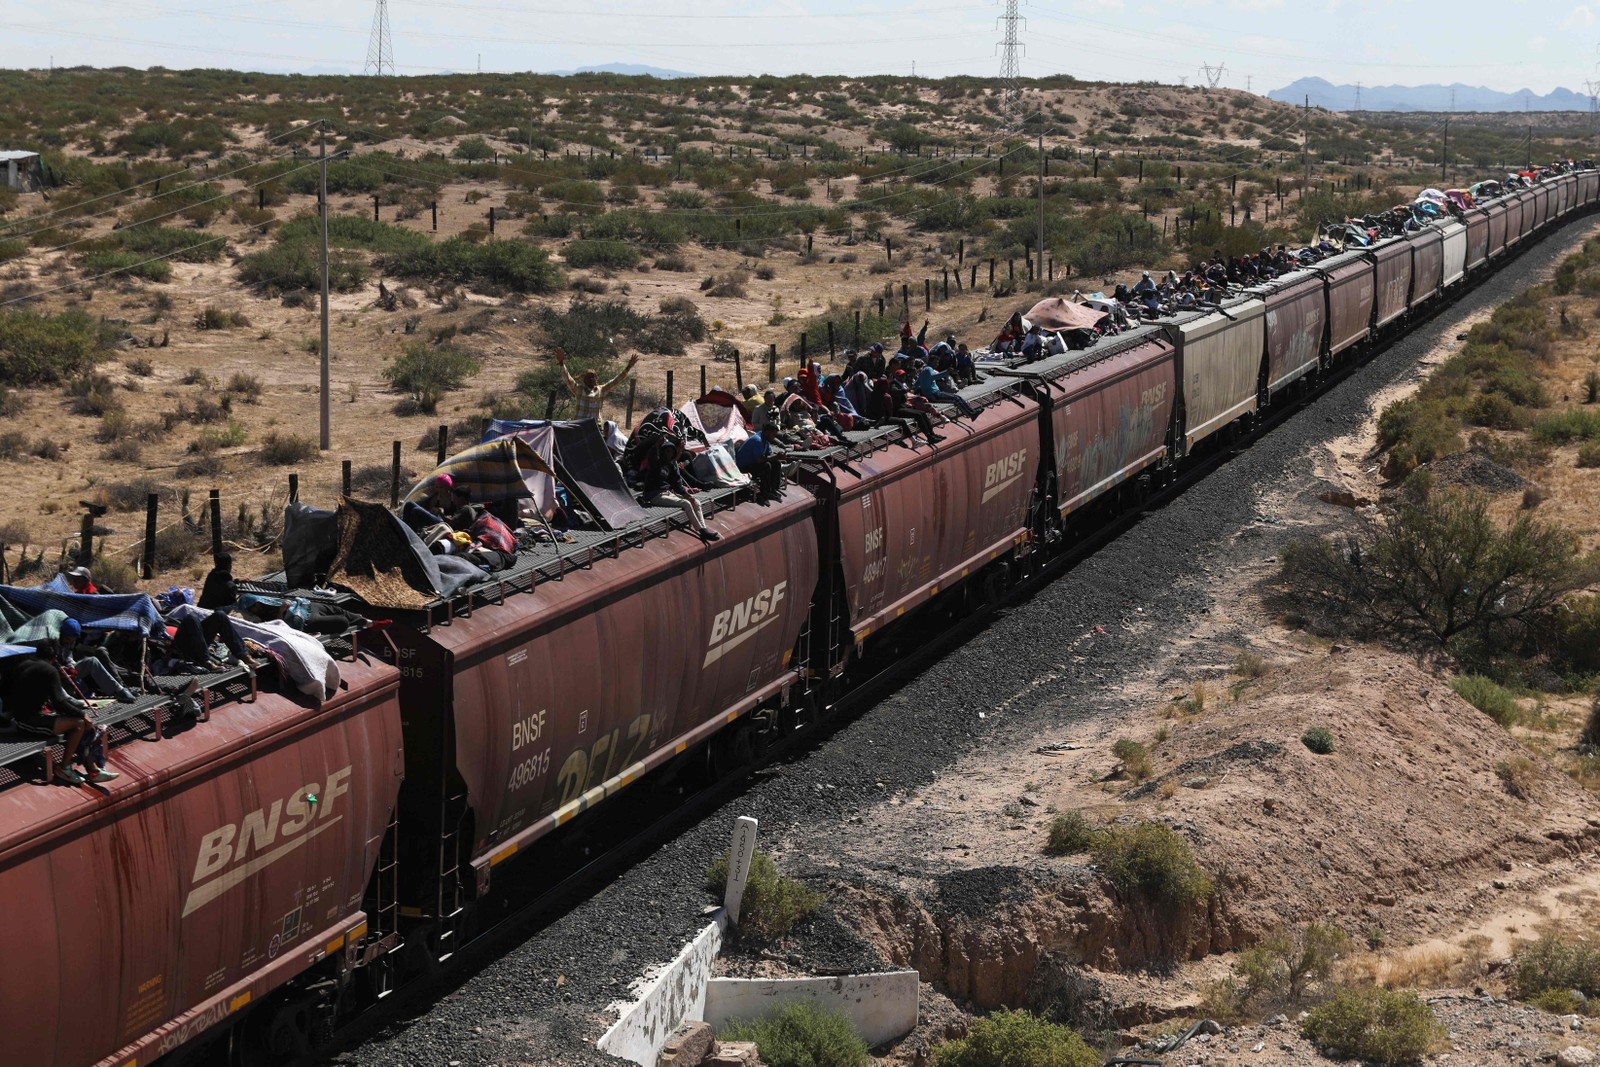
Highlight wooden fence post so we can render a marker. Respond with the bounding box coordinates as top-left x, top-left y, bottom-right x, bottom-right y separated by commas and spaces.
625, 379, 637, 428
827, 321, 835, 358
431, 201, 437, 230
544, 390, 558, 419
372, 195, 380, 222
853, 309, 861, 347
733, 352, 743, 392
436, 424, 448, 465
666, 369, 674, 409
488, 207, 495, 236
989, 259, 996, 286
209, 489, 223, 558
288, 473, 299, 503
924, 278, 931, 310
342, 459, 352, 498
389, 443, 401, 508
942, 269, 949, 300
768, 344, 777, 382
142, 494, 158, 579
700, 364, 707, 397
